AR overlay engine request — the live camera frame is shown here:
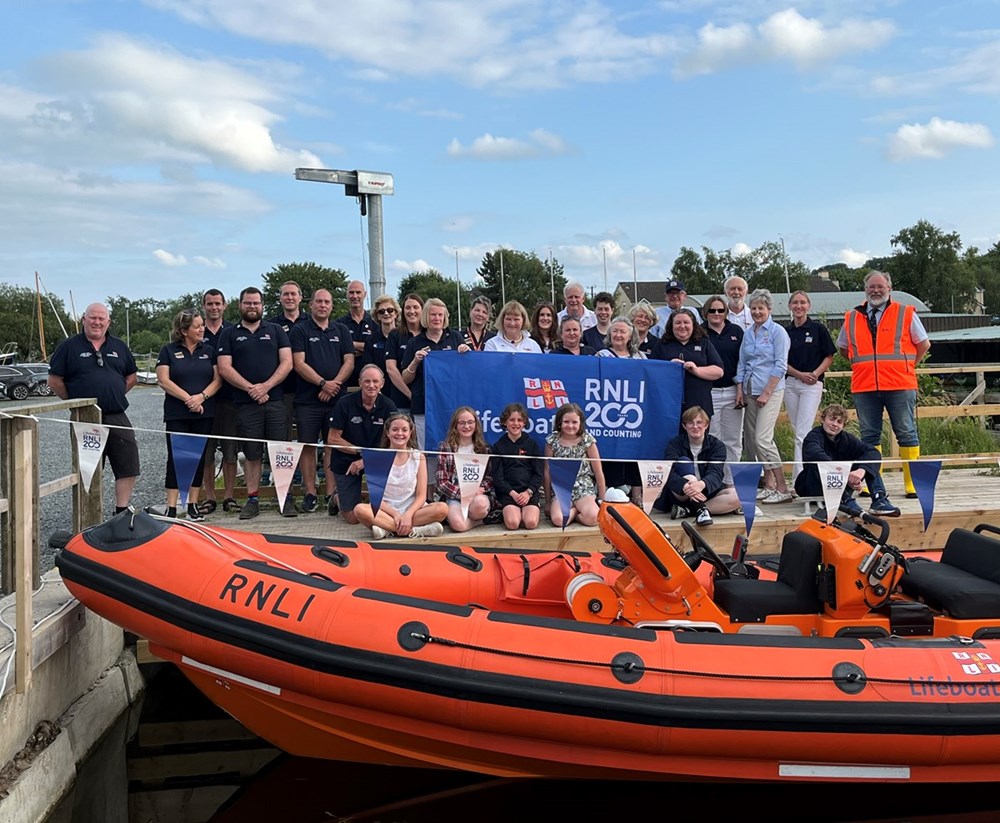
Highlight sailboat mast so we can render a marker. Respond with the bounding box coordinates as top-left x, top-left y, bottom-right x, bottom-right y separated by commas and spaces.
35, 272, 48, 360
